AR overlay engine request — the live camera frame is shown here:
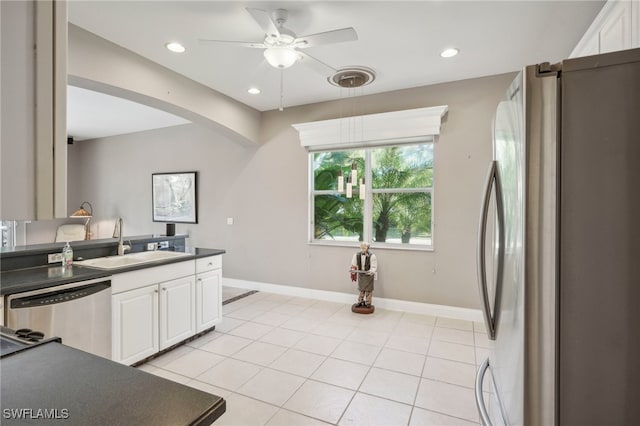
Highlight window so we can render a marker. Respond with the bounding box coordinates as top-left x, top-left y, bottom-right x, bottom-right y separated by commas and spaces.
311, 142, 434, 249
312, 149, 364, 242
295, 105, 447, 250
